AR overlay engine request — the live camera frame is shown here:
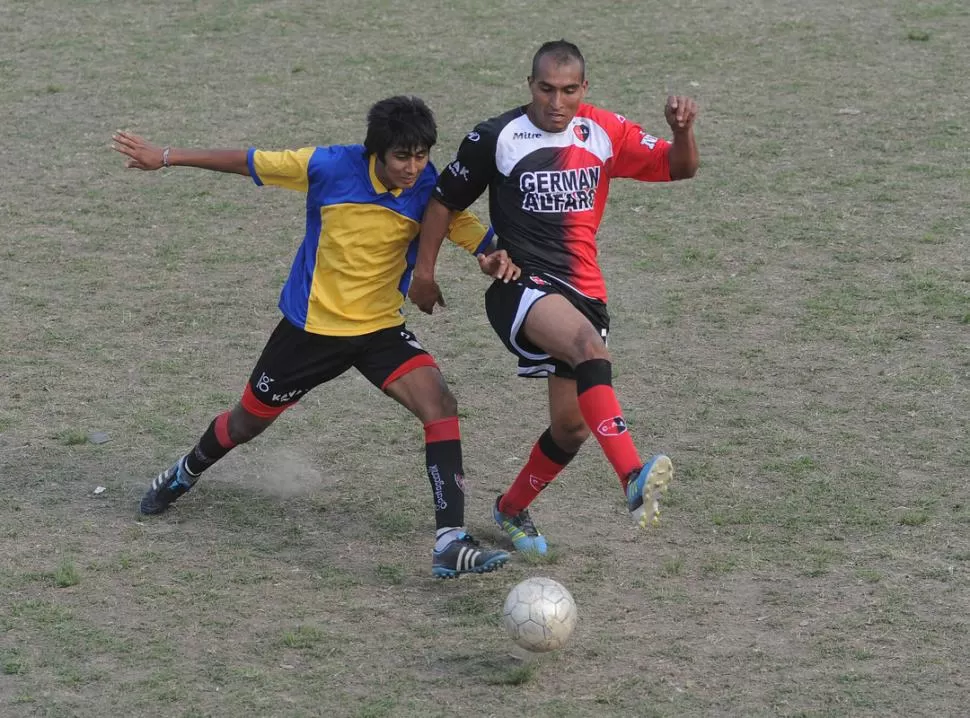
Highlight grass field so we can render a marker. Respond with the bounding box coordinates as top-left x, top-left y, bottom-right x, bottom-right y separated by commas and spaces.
2, 0, 968, 716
